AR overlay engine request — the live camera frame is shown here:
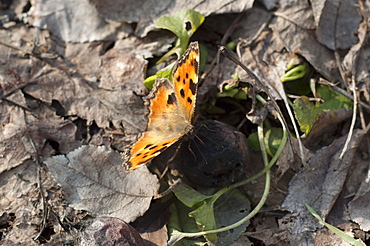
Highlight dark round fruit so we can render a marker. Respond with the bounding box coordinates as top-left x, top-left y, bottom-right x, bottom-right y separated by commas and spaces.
175, 120, 249, 187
